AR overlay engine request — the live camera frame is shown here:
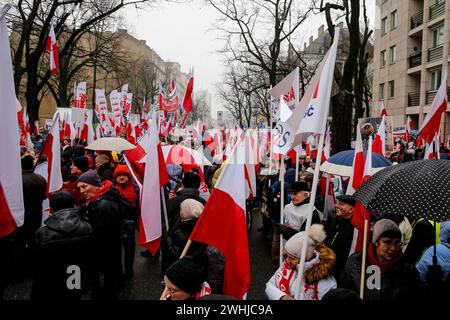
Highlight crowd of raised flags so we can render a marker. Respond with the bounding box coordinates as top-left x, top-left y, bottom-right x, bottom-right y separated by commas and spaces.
2, 7, 450, 301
